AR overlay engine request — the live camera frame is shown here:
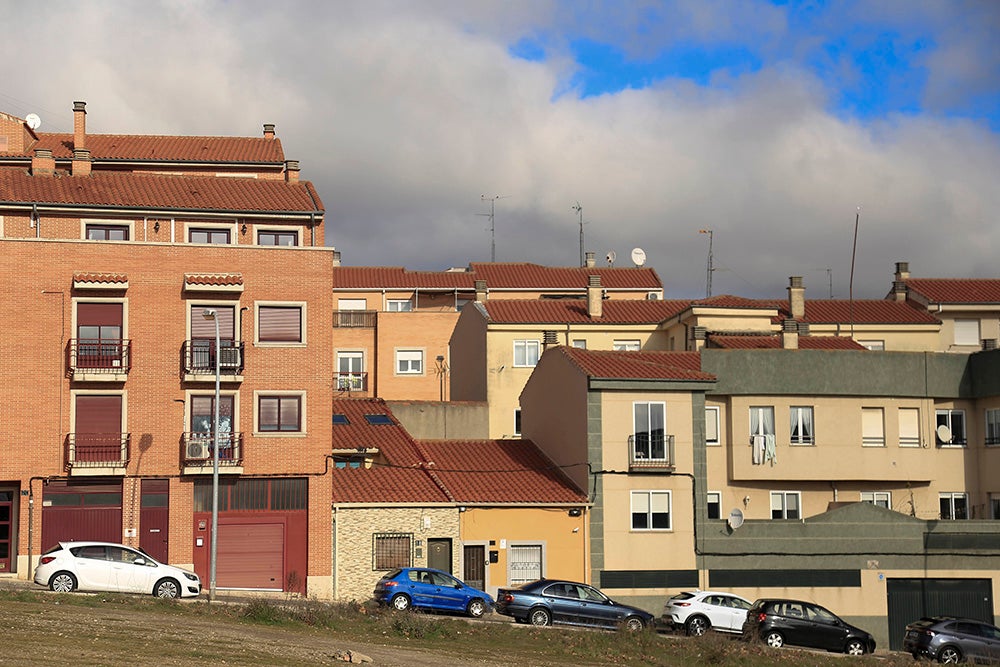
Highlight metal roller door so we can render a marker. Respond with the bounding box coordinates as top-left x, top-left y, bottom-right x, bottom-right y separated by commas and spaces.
217, 521, 285, 590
